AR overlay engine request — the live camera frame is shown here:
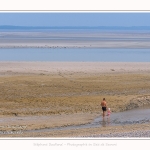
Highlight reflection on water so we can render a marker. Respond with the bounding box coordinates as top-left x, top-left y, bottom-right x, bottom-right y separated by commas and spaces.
101, 117, 111, 127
